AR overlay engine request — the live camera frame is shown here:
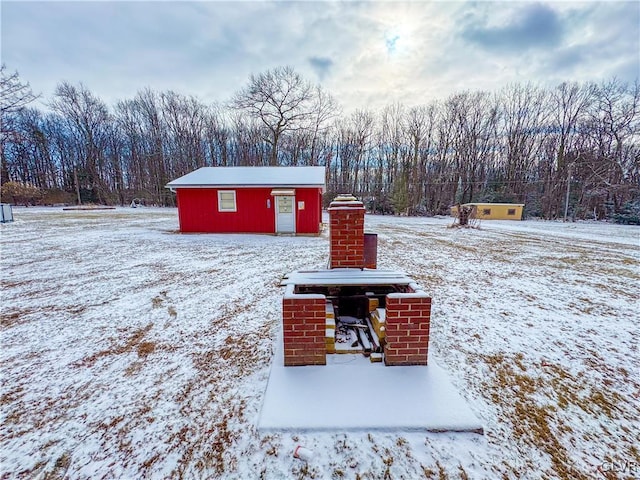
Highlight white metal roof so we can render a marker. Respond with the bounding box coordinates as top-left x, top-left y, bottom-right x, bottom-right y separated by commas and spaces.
166, 166, 326, 189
